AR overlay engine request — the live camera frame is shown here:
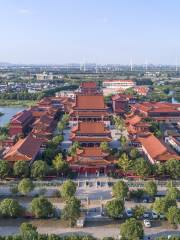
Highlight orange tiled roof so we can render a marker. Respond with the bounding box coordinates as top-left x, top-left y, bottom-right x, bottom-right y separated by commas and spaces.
72, 122, 109, 134
4, 134, 42, 162
78, 147, 109, 157
81, 82, 97, 88
75, 95, 106, 109
70, 110, 109, 117
71, 135, 112, 142
156, 152, 180, 161
11, 109, 32, 124
126, 115, 142, 125
138, 134, 167, 159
